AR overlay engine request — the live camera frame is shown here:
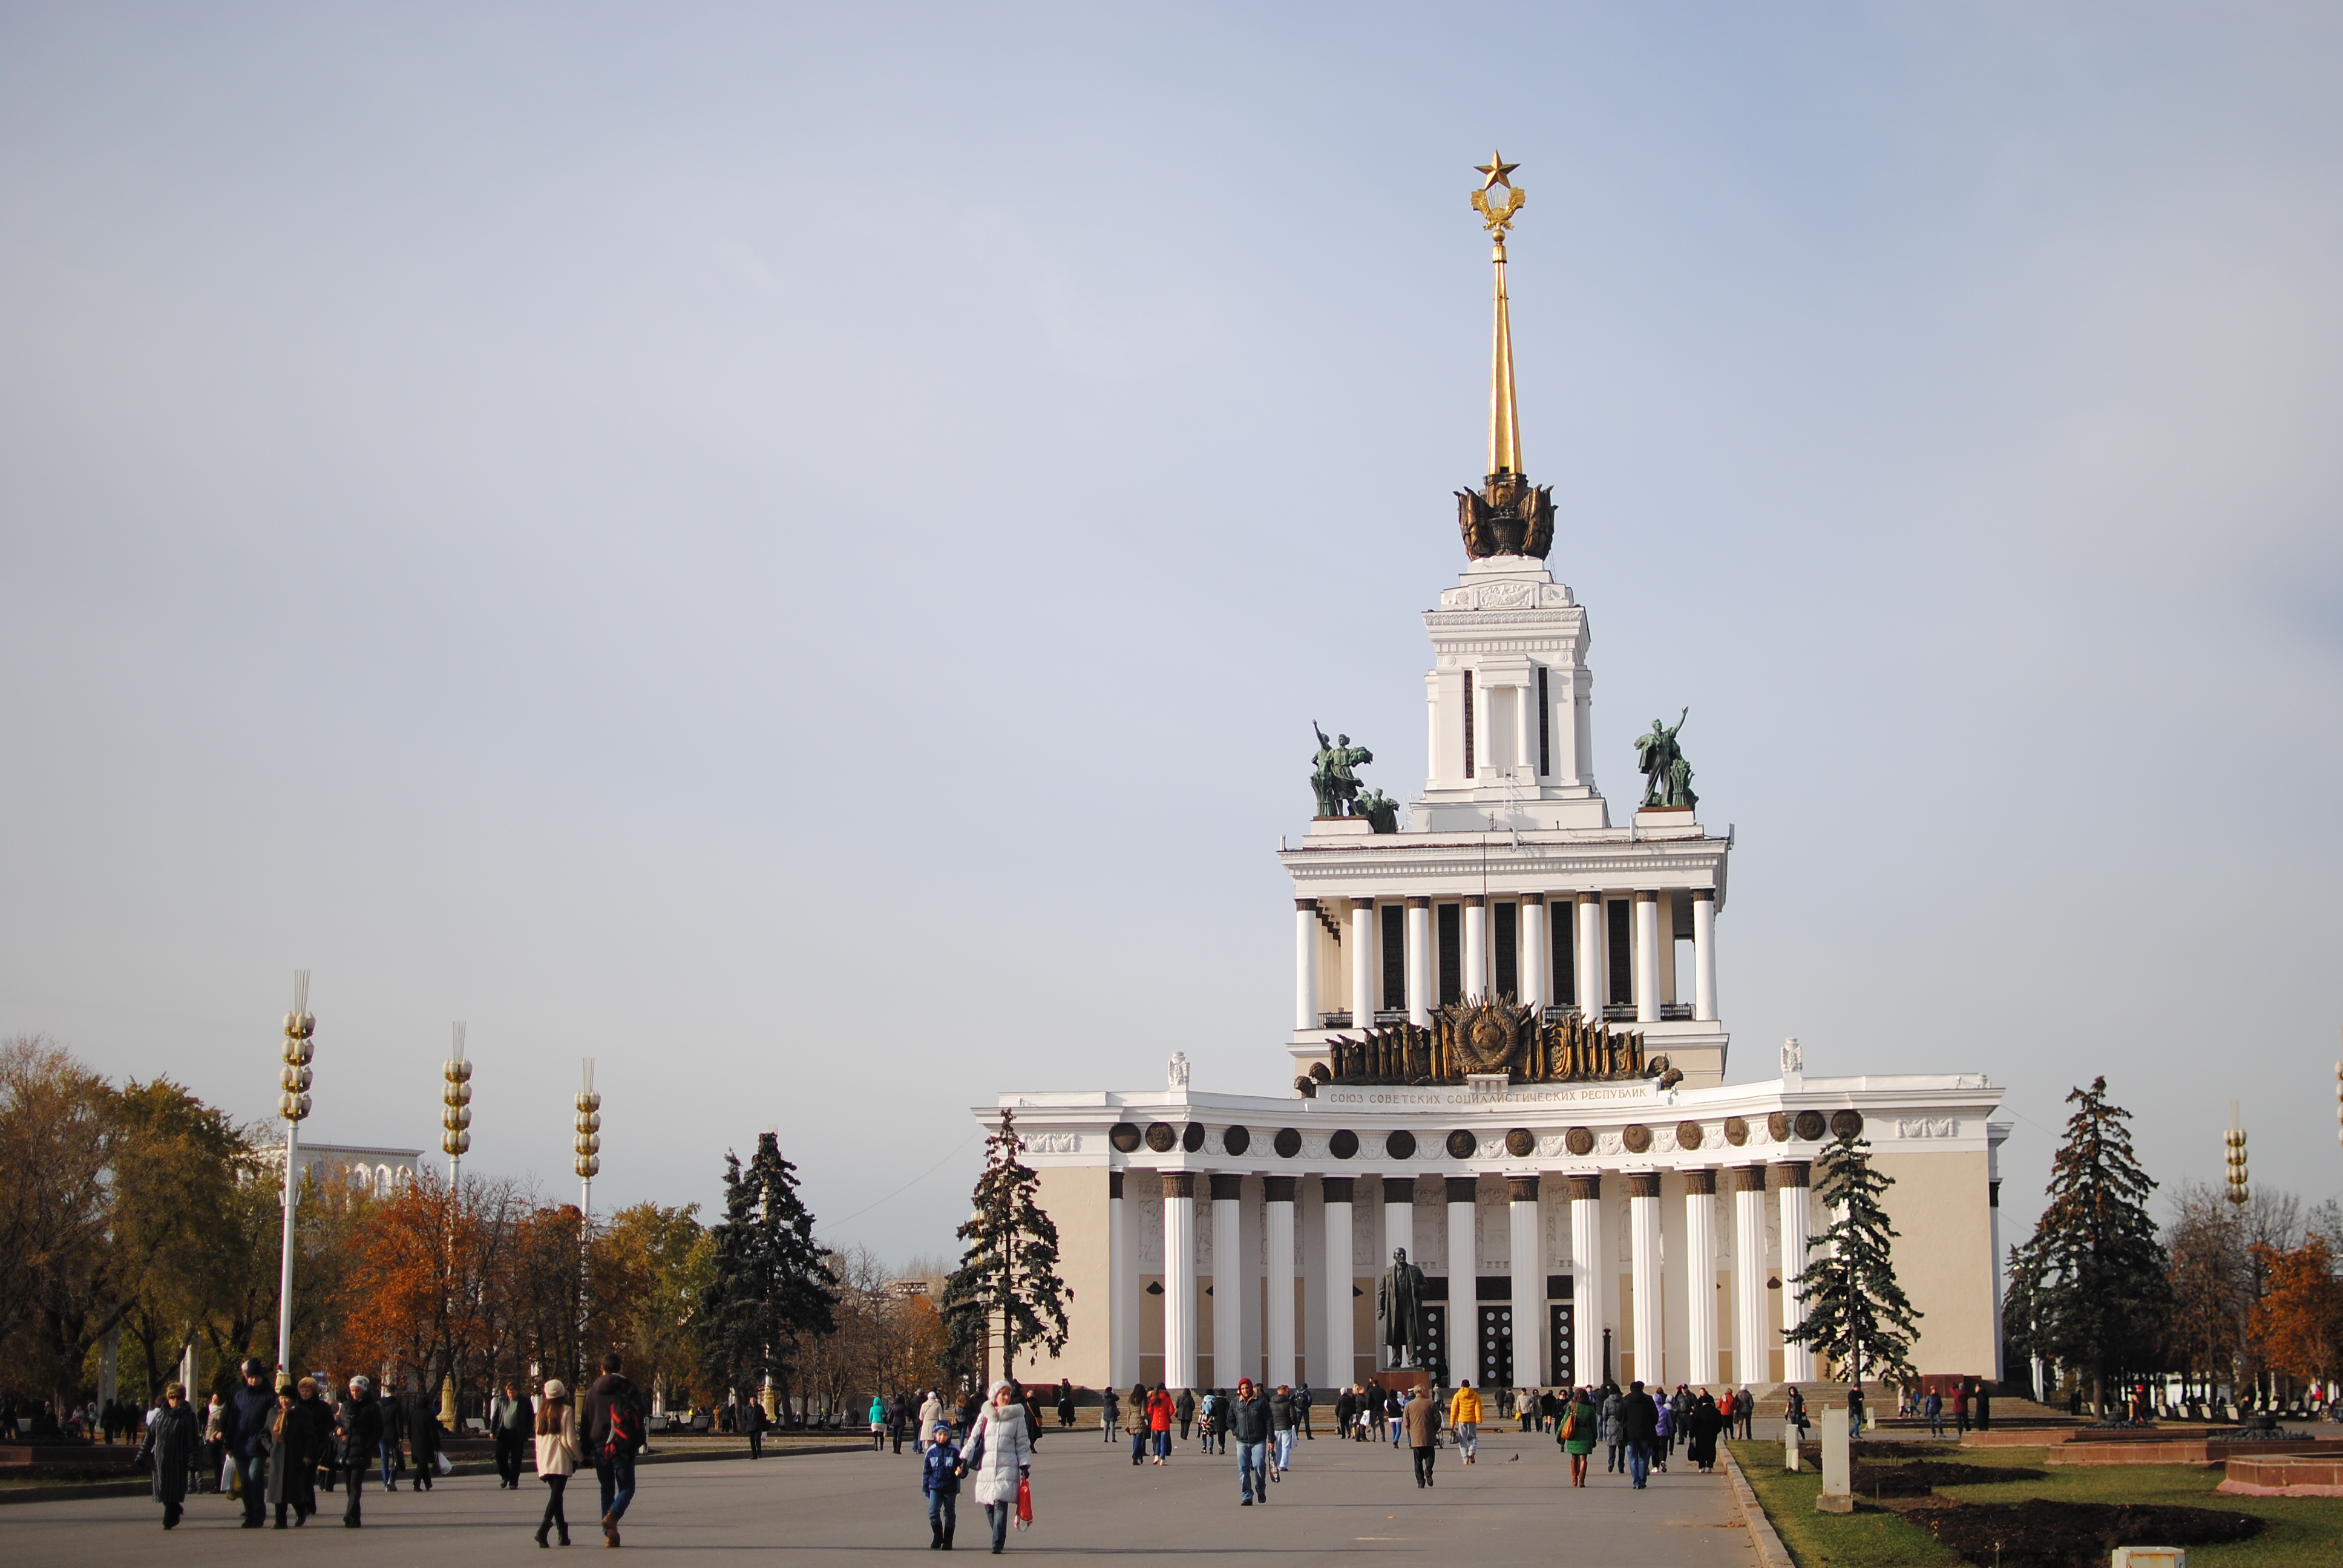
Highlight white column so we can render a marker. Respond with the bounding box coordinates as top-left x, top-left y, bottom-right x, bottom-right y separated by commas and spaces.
1567, 1174, 1604, 1391
1211, 1175, 1243, 1391
1572, 668, 1595, 791
1381, 1177, 1416, 1371
1405, 899, 1431, 1027
1990, 1175, 2005, 1384
1295, 900, 1320, 1031
1351, 899, 1375, 1027
1445, 1175, 1476, 1380
1633, 890, 1660, 1024
1732, 1166, 1769, 1391
1508, 1176, 1544, 1387
1513, 683, 1533, 775
1684, 1170, 1719, 1385
1693, 889, 1718, 1022
1578, 893, 1605, 1018
1464, 896, 1487, 1000
1473, 675, 1492, 776
1162, 1172, 1198, 1393
1323, 1177, 1355, 1390
1265, 1177, 1297, 1387
1521, 895, 1547, 1013
1110, 1172, 1137, 1387
1629, 1172, 1663, 1387
1778, 1162, 1815, 1382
